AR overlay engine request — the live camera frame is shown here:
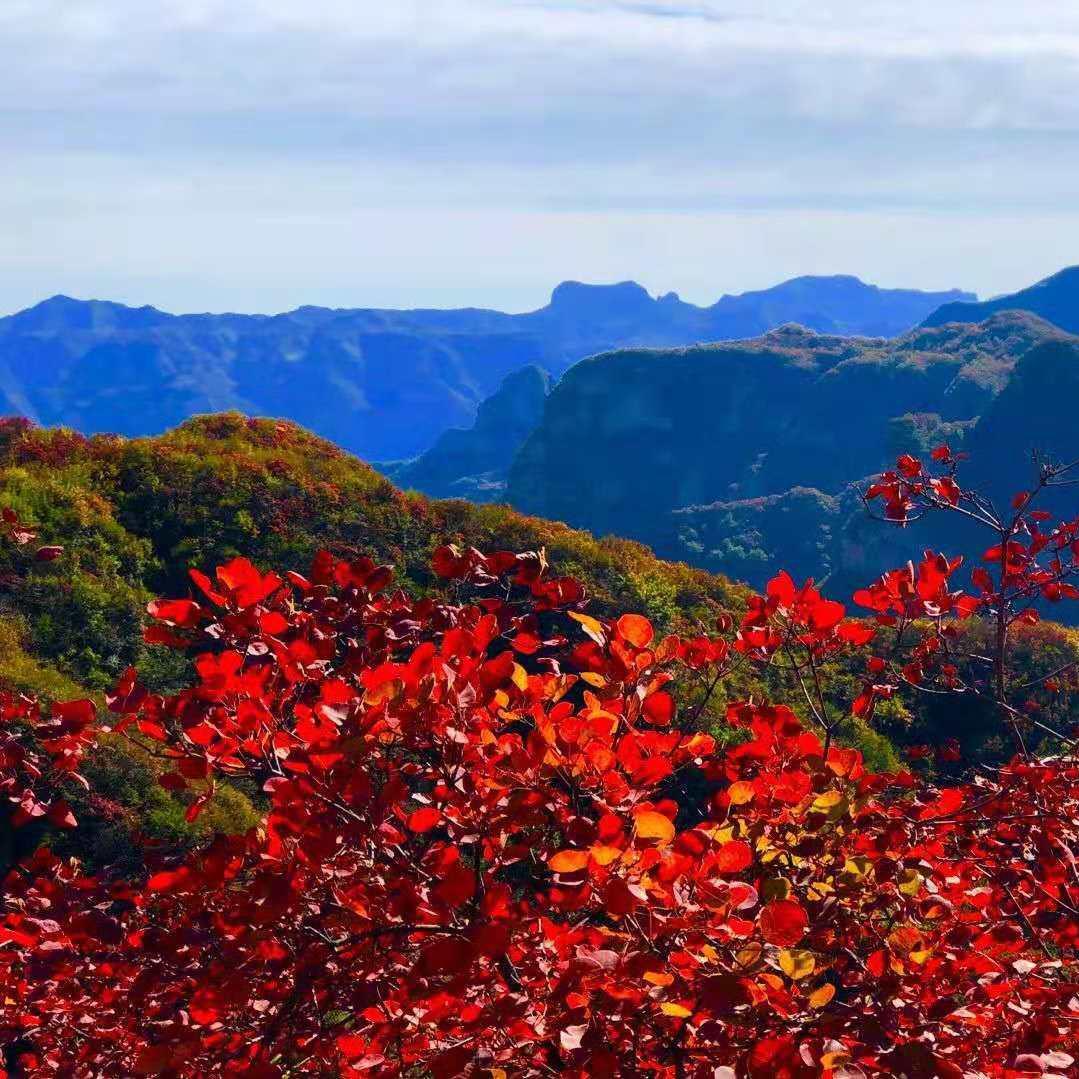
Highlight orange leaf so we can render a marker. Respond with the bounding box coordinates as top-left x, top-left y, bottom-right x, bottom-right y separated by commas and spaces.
728, 780, 755, 805
616, 613, 654, 649
634, 809, 675, 845
548, 850, 590, 873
